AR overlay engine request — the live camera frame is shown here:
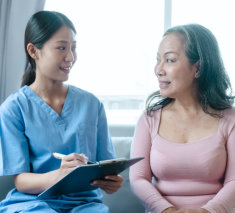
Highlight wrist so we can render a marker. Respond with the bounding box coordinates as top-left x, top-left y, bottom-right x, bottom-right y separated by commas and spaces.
200, 209, 209, 213
162, 207, 177, 213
